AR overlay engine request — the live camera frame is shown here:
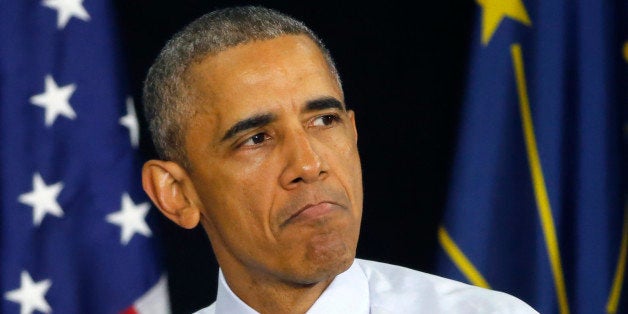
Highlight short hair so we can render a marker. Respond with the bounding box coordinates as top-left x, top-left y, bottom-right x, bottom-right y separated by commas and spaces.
142, 5, 341, 170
